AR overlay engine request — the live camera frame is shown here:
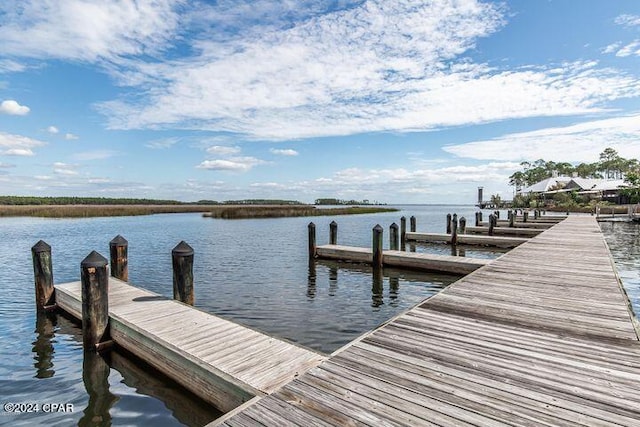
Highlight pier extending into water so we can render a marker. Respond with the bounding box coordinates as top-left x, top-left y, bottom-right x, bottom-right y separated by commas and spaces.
218, 216, 640, 426
32, 214, 640, 426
